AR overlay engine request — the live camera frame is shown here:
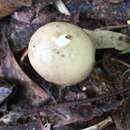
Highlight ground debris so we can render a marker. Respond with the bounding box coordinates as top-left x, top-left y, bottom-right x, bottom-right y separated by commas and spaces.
0, 103, 102, 128
109, 0, 124, 4
65, 0, 130, 23
0, 29, 49, 106
0, 79, 14, 105
18, 86, 130, 127
8, 7, 72, 52
103, 50, 130, 91
0, 121, 42, 130
0, 0, 130, 129
0, 0, 32, 19
0, 112, 22, 125
111, 97, 130, 130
